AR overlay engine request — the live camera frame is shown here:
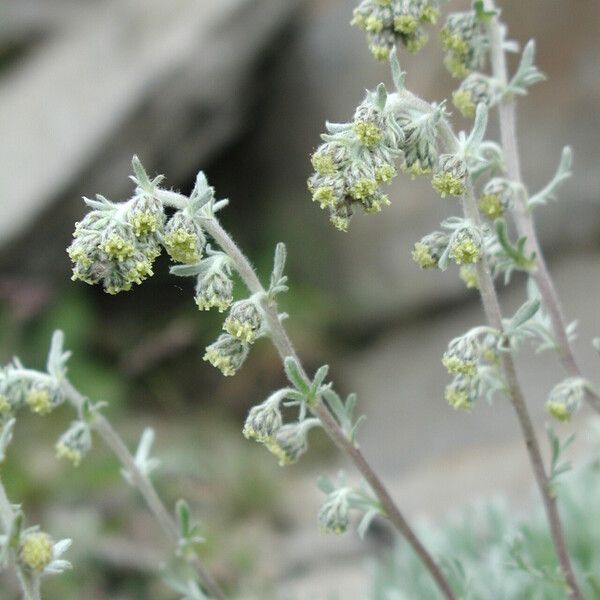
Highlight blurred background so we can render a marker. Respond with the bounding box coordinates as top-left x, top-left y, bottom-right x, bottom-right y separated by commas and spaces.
1, 0, 600, 598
